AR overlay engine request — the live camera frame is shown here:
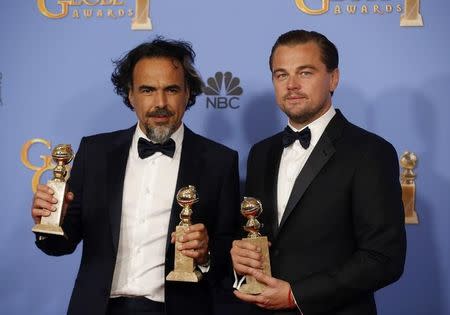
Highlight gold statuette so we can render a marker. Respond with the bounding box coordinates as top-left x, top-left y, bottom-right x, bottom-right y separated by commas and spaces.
166, 185, 202, 282
32, 144, 74, 236
400, 151, 419, 224
238, 197, 271, 294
